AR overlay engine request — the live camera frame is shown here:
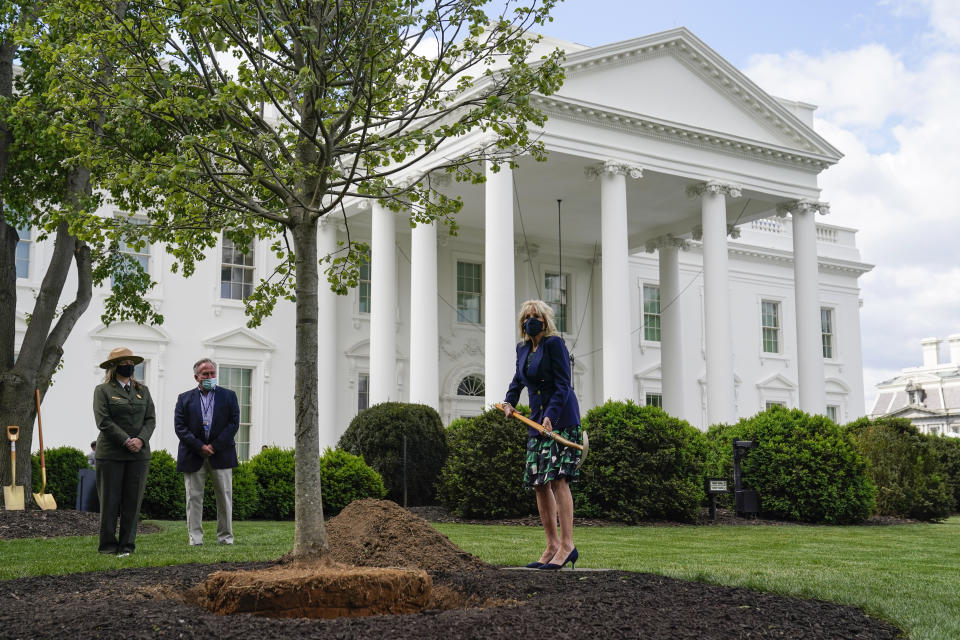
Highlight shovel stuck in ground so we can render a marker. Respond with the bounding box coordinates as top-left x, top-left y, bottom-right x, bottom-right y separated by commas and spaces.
4, 425, 25, 511
33, 389, 56, 510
